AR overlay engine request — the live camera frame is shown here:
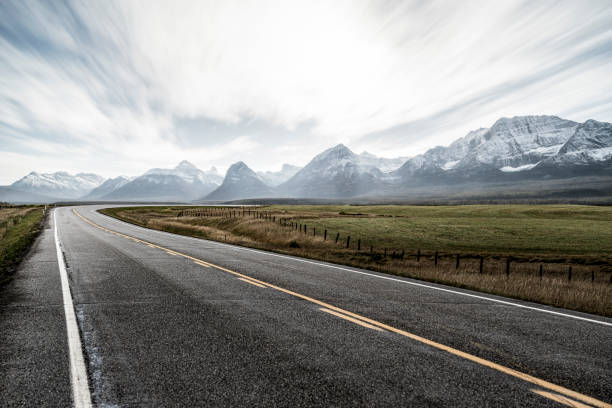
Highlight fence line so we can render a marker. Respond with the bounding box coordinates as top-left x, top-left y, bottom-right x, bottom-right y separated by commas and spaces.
175, 207, 610, 283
